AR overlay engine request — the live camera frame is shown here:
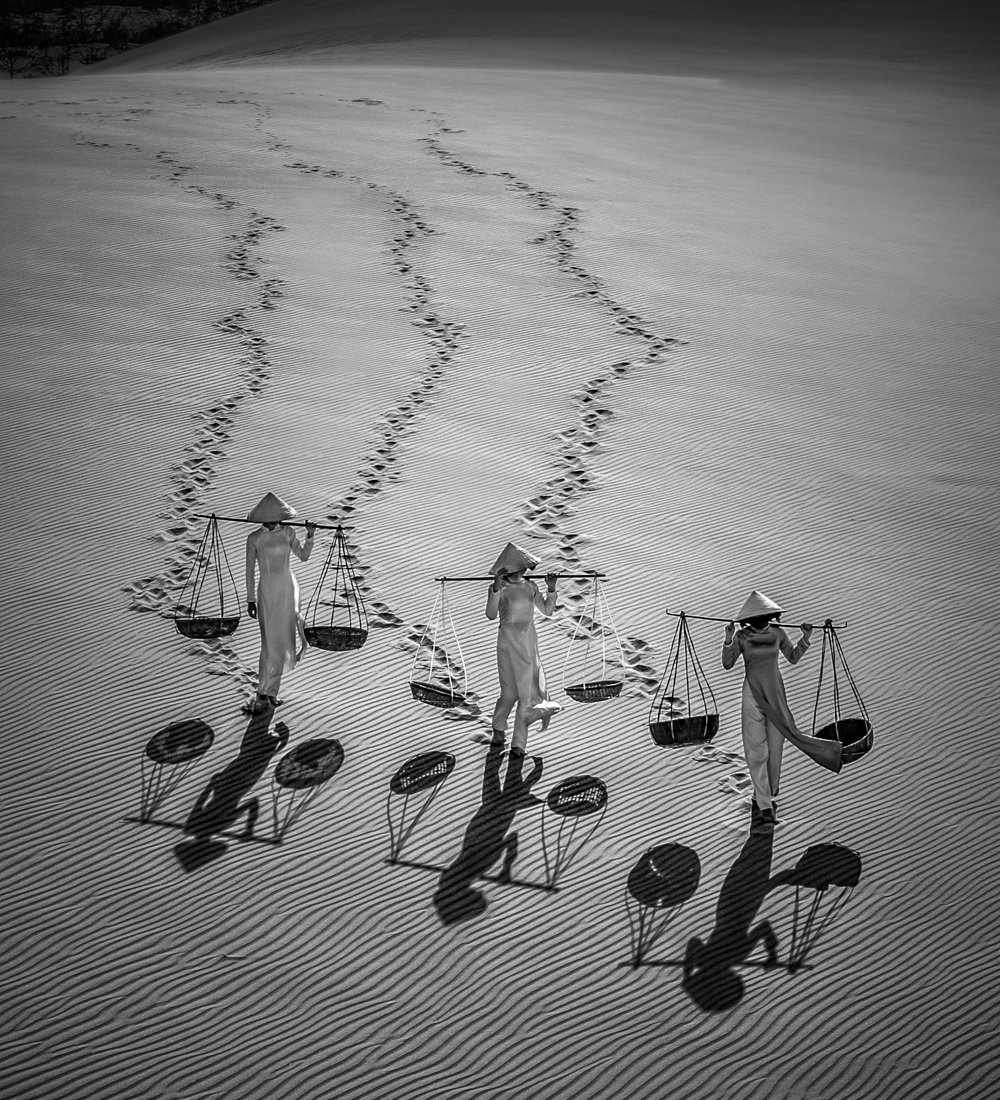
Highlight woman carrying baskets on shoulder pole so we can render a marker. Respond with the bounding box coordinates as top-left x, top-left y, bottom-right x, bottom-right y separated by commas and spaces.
722, 590, 842, 825
485, 542, 562, 757
244, 492, 316, 715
